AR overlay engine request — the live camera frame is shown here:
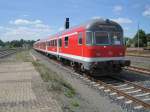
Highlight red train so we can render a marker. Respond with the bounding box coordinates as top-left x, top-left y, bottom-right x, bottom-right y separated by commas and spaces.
33, 18, 130, 76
